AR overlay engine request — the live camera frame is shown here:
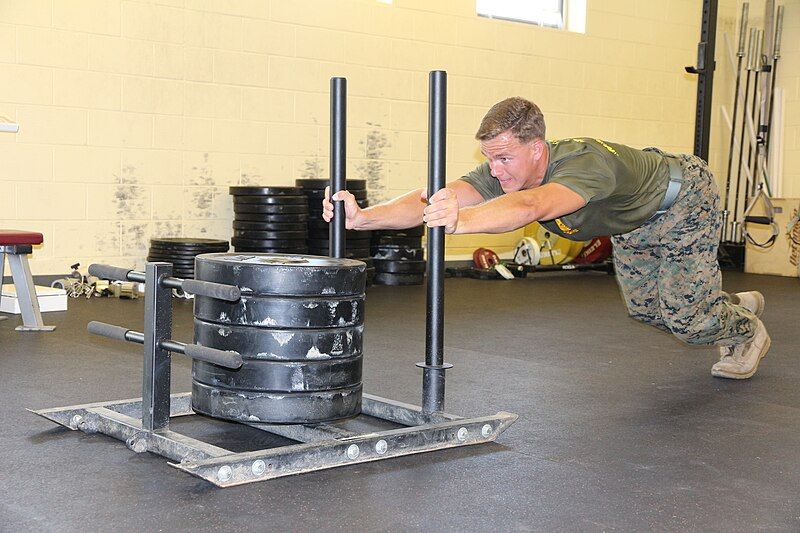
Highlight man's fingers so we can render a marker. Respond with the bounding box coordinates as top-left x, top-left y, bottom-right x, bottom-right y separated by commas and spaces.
428, 187, 454, 203
331, 190, 357, 204
423, 209, 454, 224
423, 201, 456, 216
